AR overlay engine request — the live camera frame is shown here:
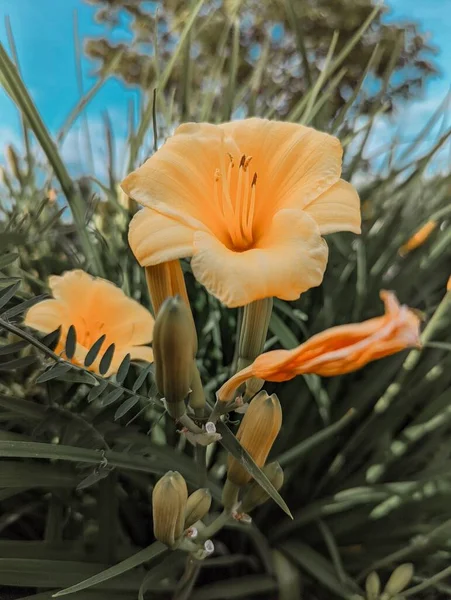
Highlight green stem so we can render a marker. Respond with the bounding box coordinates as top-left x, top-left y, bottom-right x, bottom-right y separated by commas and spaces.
197, 510, 232, 543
